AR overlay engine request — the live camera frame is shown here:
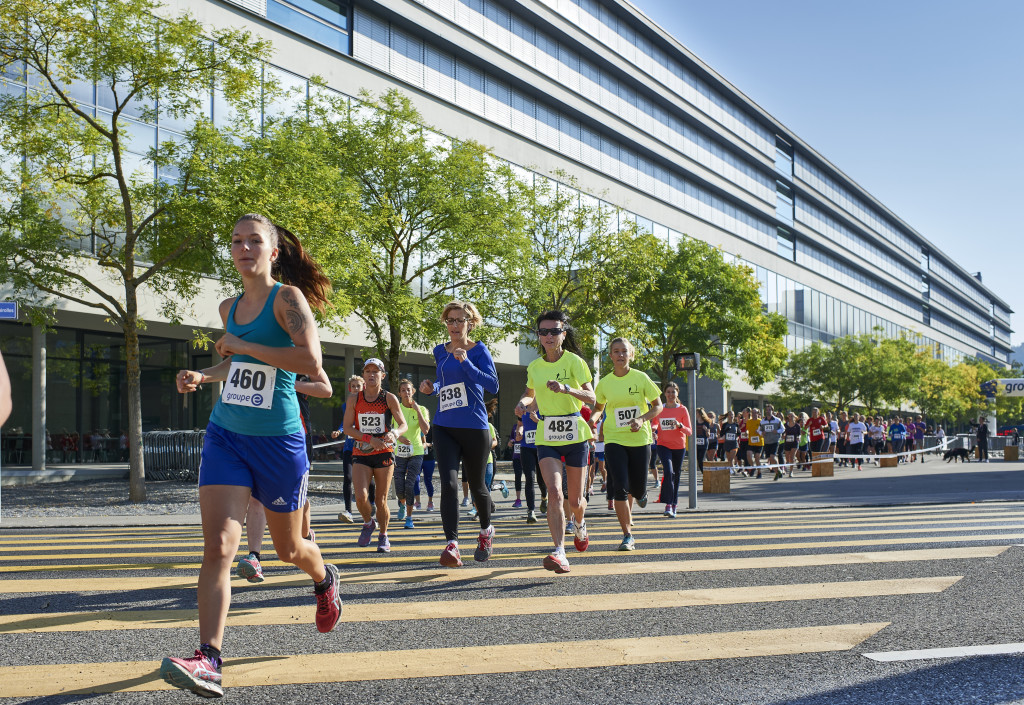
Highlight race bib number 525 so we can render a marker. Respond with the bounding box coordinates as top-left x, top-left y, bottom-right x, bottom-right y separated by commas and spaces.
222, 361, 276, 410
